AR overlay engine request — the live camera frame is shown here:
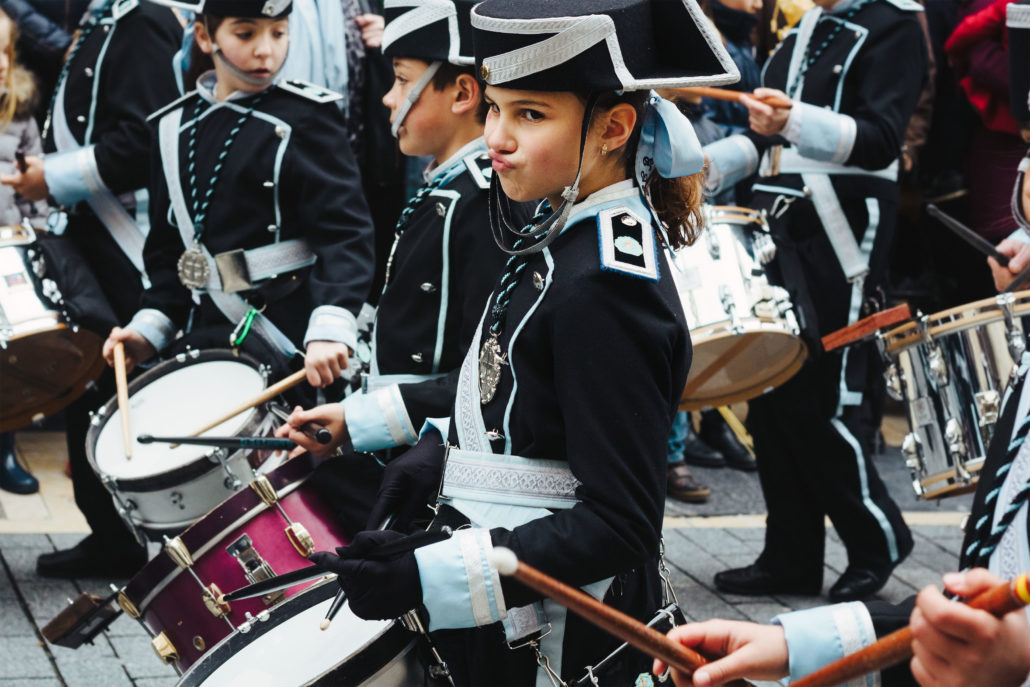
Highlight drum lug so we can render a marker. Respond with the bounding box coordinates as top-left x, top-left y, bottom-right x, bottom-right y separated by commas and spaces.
901, 432, 925, 475
116, 589, 140, 619
944, 418, 970, 472
208, 448, 243, 491
238, 609, 271, 634
202, 582, 231, 618
226, 534, 284, 605
151, 631, 179, 664
285, 522, 315, 557
975, 390, 1001, 426
927, 345, 949, 387
163, 535, 195, 569
249, 474, 279, 506
884, 363, 904, 402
